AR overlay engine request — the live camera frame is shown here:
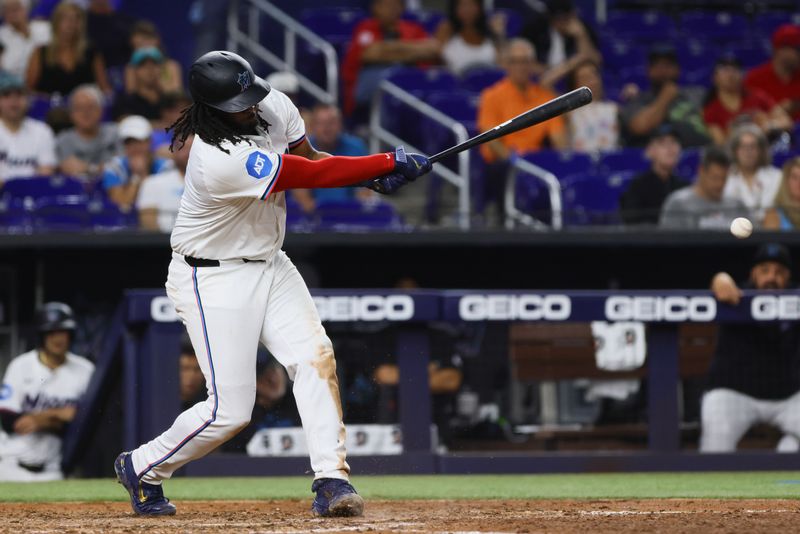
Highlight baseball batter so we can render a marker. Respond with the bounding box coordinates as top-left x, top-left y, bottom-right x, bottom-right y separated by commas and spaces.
0, 303, 94, 481
114, 51, 431, 517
